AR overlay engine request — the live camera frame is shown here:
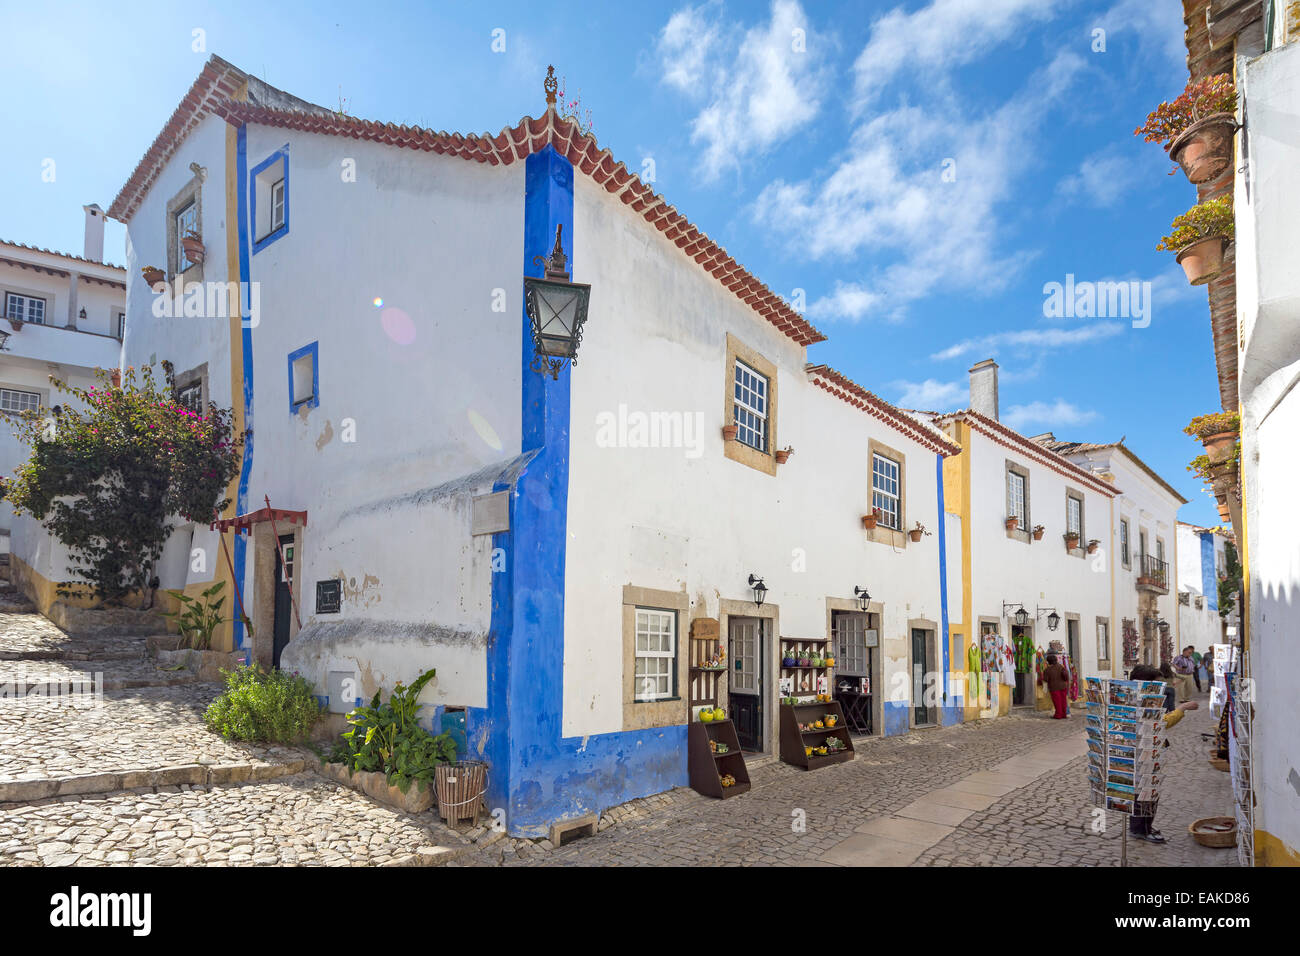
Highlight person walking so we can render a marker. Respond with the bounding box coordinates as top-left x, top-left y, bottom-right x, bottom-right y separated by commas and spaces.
1043, 652, 1070, 719
1172, 646, 1197, 701
1190, 648, 1203, 692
